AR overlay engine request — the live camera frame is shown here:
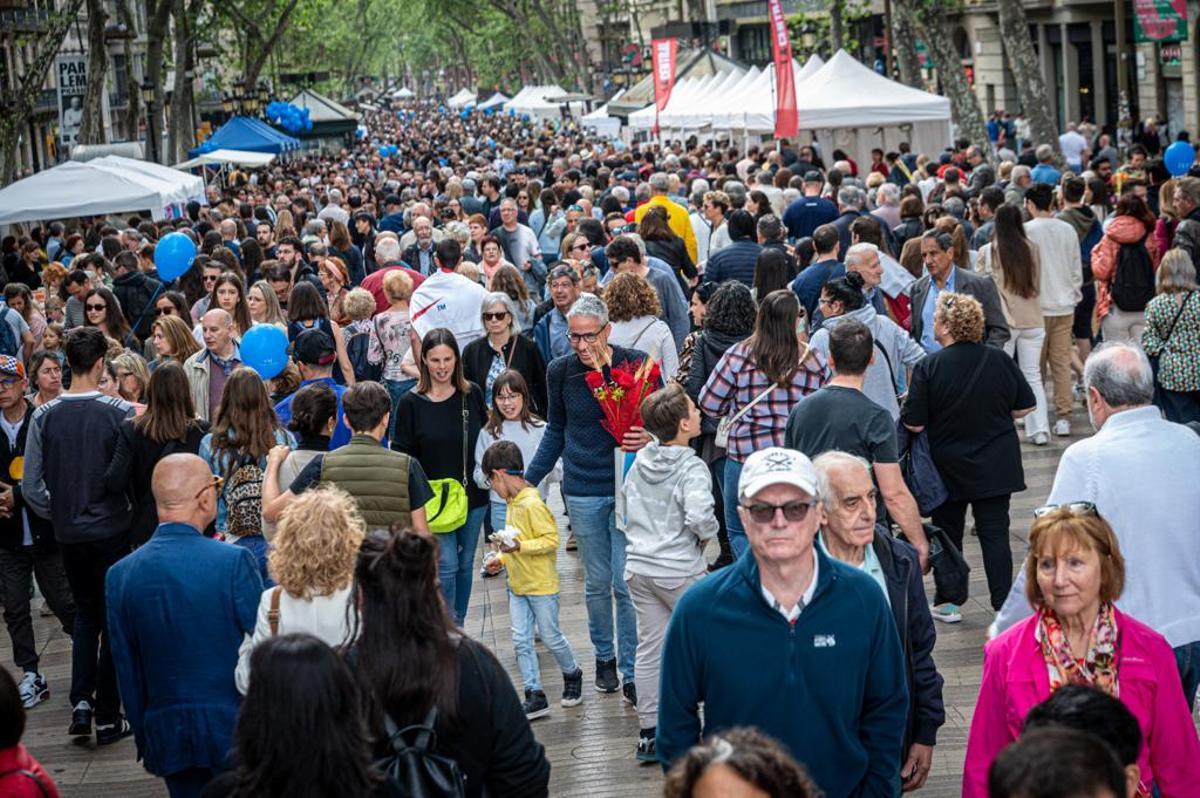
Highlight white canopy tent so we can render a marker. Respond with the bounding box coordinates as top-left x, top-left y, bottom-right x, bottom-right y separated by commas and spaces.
476, 92, 509, 110
707, 55, 824, 131
672, 66, 761, 129
91, 155, 205, 206
173, 149, 277, 170
582, 91, 624, 138
504, 84, 579, 121
627, 70, 745, 131
447, 88, 477, 108
391, 87, 415, 99
0, 160, 181, 224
